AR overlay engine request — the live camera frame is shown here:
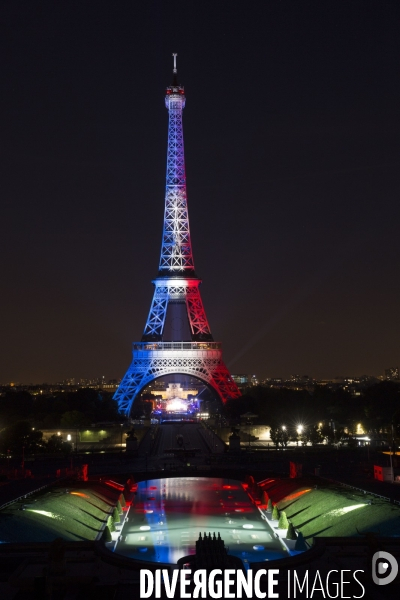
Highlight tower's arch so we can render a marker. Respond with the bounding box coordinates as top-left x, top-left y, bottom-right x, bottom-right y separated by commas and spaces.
114, 342, 239, 416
